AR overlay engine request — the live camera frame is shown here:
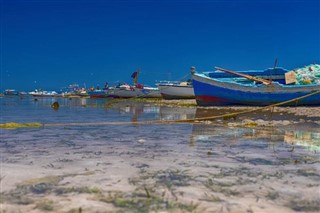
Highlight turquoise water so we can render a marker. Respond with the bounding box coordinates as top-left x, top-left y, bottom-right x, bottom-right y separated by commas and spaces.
1, 96, 319, 212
